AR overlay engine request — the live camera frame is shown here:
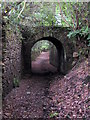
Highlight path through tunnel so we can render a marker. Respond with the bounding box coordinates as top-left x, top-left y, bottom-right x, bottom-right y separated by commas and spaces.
30, 37, 65, 75
31, 40, 57, 75
3, 26, 77, 119
3, 38, 67, 119
22, 37, 65, 75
